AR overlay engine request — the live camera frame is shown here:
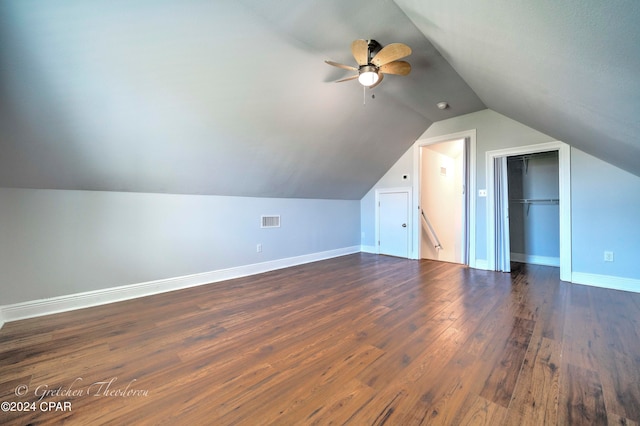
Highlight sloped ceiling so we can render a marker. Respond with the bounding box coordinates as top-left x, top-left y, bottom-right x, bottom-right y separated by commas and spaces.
1, 1, 638, 201
0, 0, 483, 200
394, 0, 640, 178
